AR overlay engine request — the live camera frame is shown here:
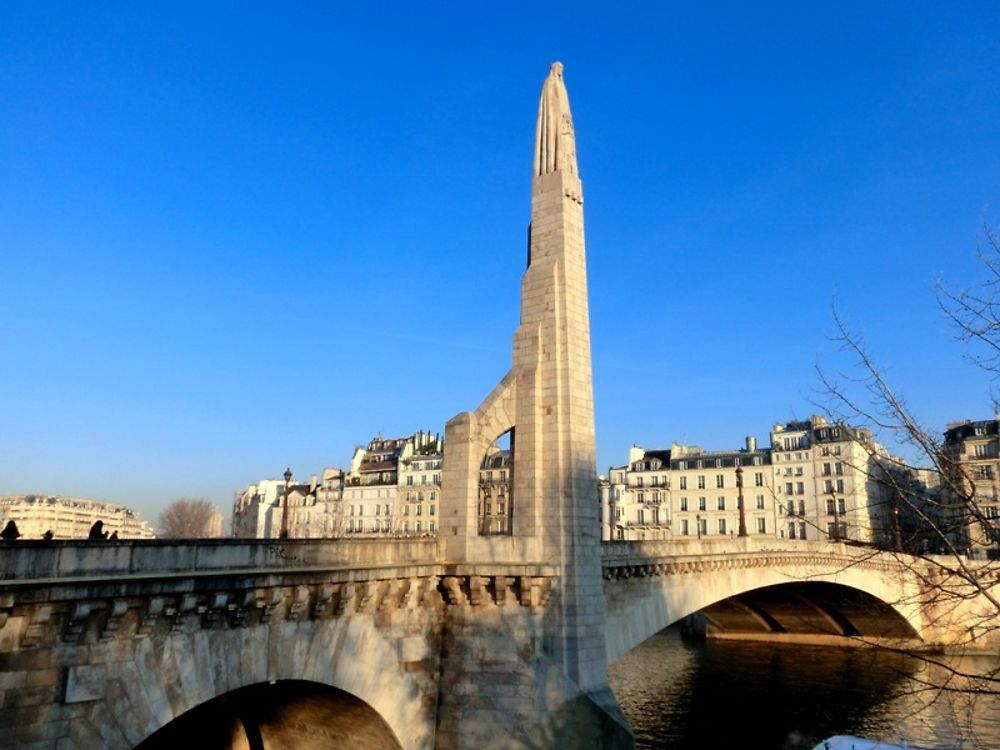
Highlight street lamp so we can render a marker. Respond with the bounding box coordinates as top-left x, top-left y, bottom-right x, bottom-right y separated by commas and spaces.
736, 465, 748, 537
280, 467, 292, 539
